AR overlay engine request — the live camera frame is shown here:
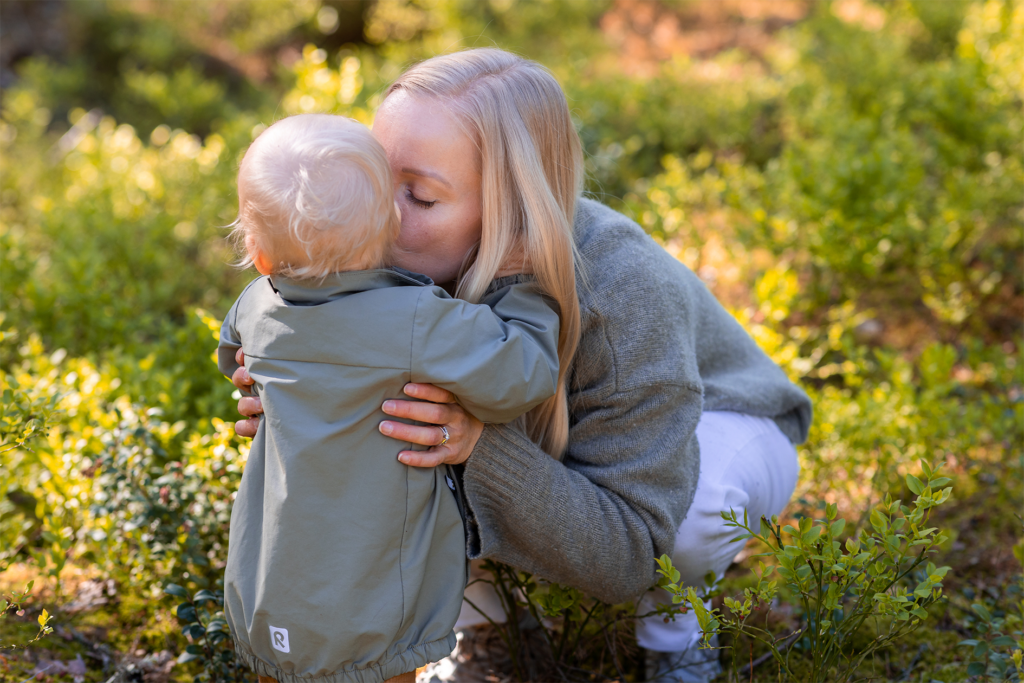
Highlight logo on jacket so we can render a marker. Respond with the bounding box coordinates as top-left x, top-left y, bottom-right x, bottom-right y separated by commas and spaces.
269, 625, 290, 653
